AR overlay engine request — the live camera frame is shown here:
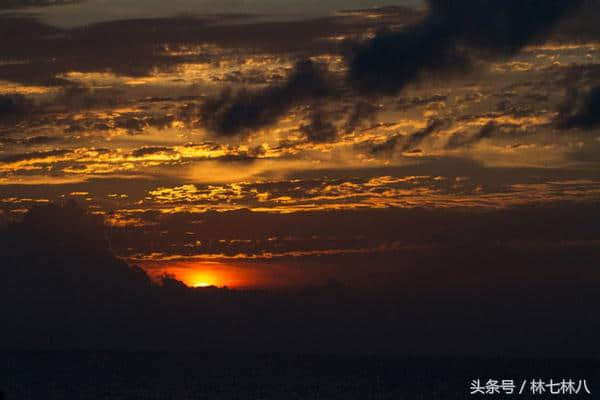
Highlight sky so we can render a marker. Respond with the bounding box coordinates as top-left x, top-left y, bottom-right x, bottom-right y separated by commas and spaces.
1, 0, 600, 291
1, 0, 600, 360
